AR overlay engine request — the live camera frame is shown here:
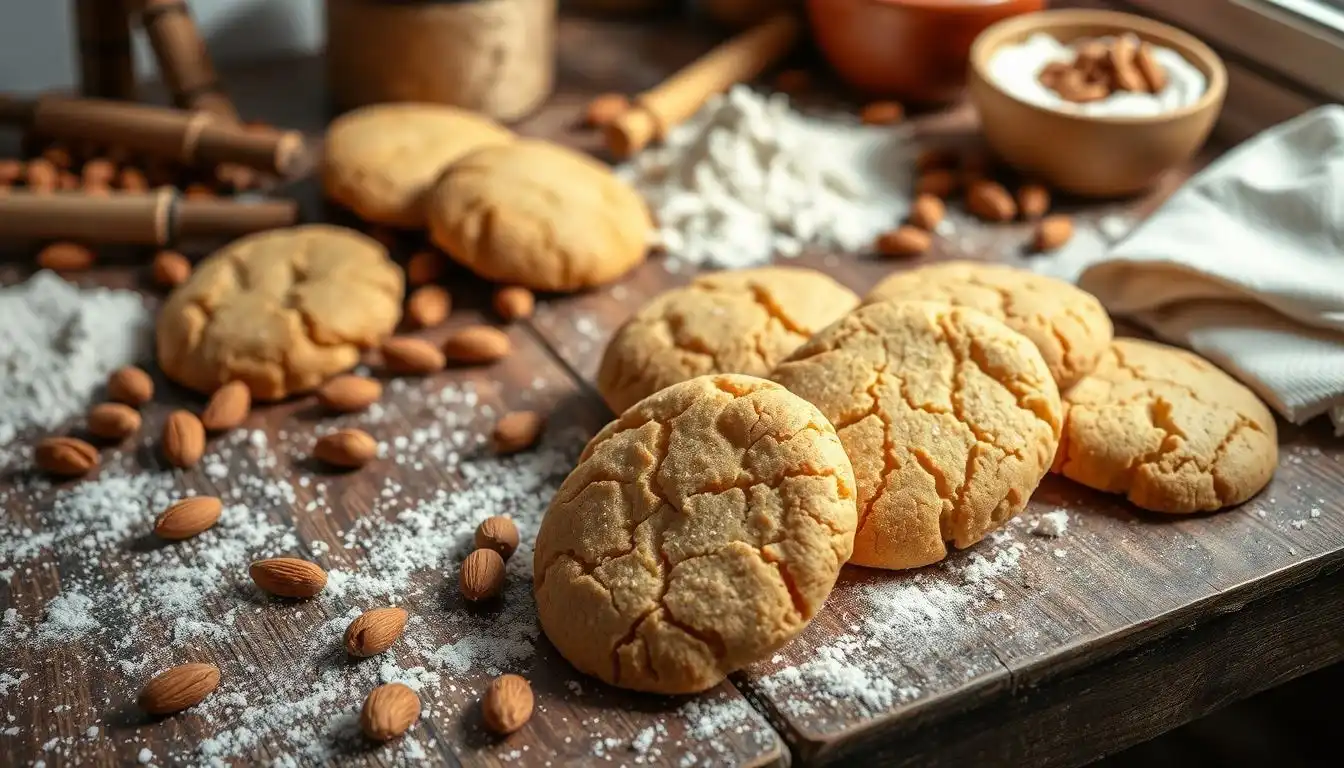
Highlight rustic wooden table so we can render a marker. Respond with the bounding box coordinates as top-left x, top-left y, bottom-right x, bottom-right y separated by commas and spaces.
1, 16, 1341, 768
